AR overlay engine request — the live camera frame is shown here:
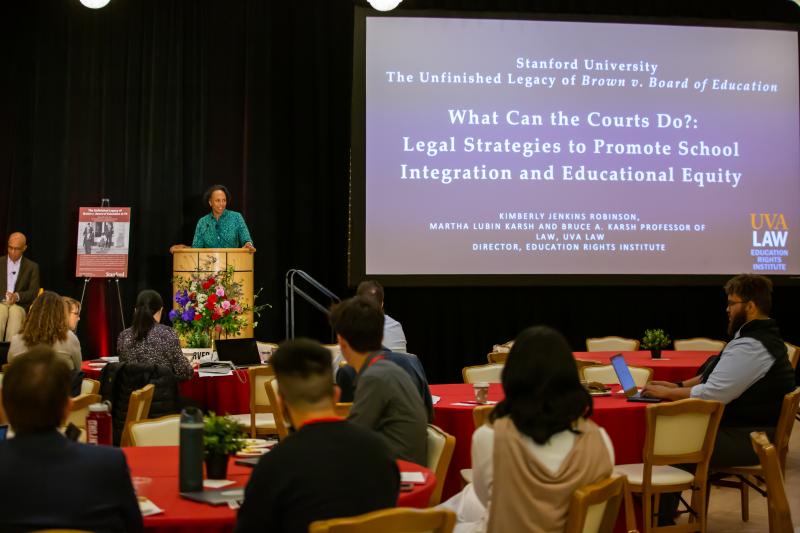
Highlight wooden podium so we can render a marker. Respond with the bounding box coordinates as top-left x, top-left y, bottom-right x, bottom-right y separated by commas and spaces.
172, 248, 255, 338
